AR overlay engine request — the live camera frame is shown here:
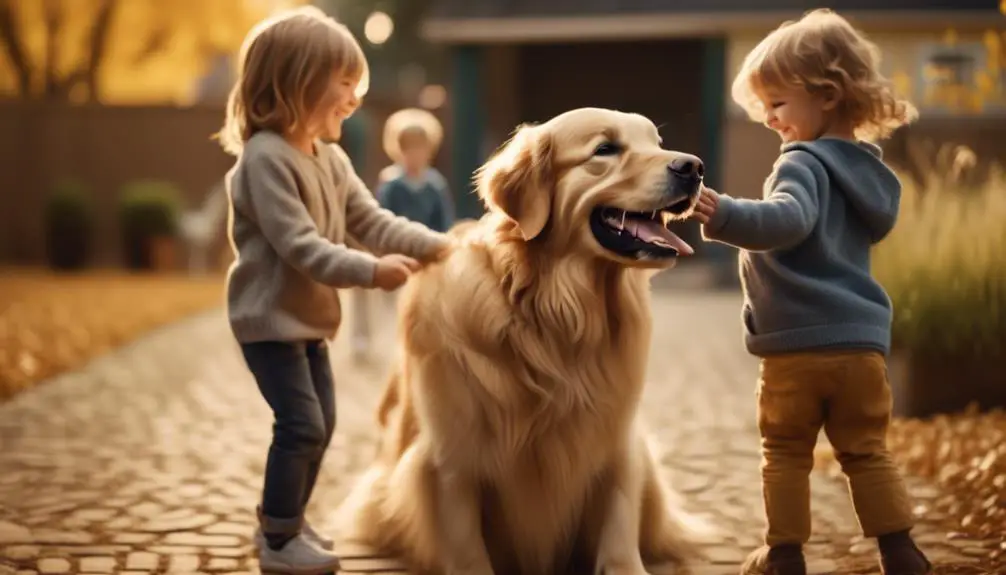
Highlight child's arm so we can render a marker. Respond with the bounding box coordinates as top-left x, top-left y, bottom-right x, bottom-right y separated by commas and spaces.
701, 151, 823, 252
333, 146, 449, 262
244, 149, 378, 288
